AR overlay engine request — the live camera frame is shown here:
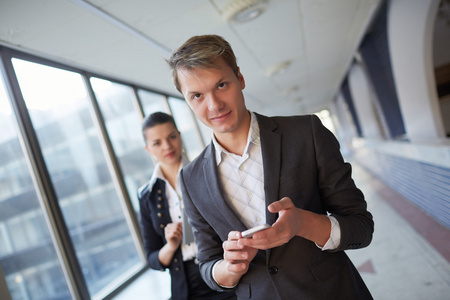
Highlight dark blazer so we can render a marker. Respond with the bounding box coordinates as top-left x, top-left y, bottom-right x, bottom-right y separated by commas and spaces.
138, 179, 189, 300
180, 113, 374, 300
